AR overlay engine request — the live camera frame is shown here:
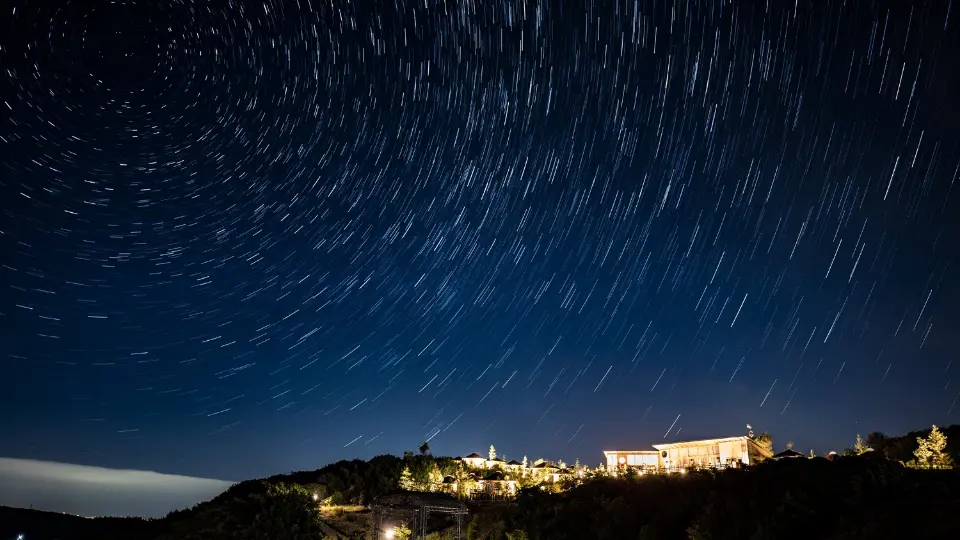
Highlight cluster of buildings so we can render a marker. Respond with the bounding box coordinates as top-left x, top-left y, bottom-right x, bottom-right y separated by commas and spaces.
457, 452, 568, 481
439, 452, 575, 498
435, 432, 791, 499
